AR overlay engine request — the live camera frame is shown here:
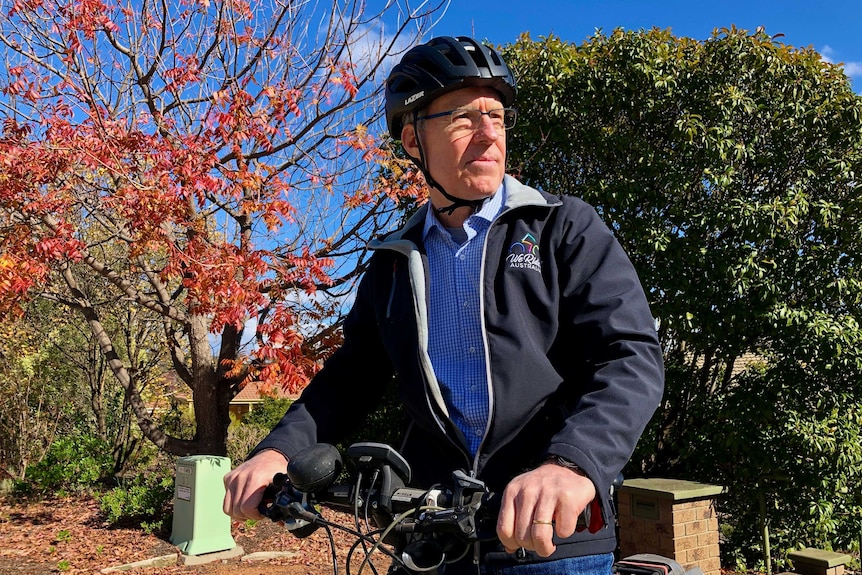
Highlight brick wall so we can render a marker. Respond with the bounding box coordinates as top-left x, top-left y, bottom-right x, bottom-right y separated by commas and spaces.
617, 479, 723, 575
